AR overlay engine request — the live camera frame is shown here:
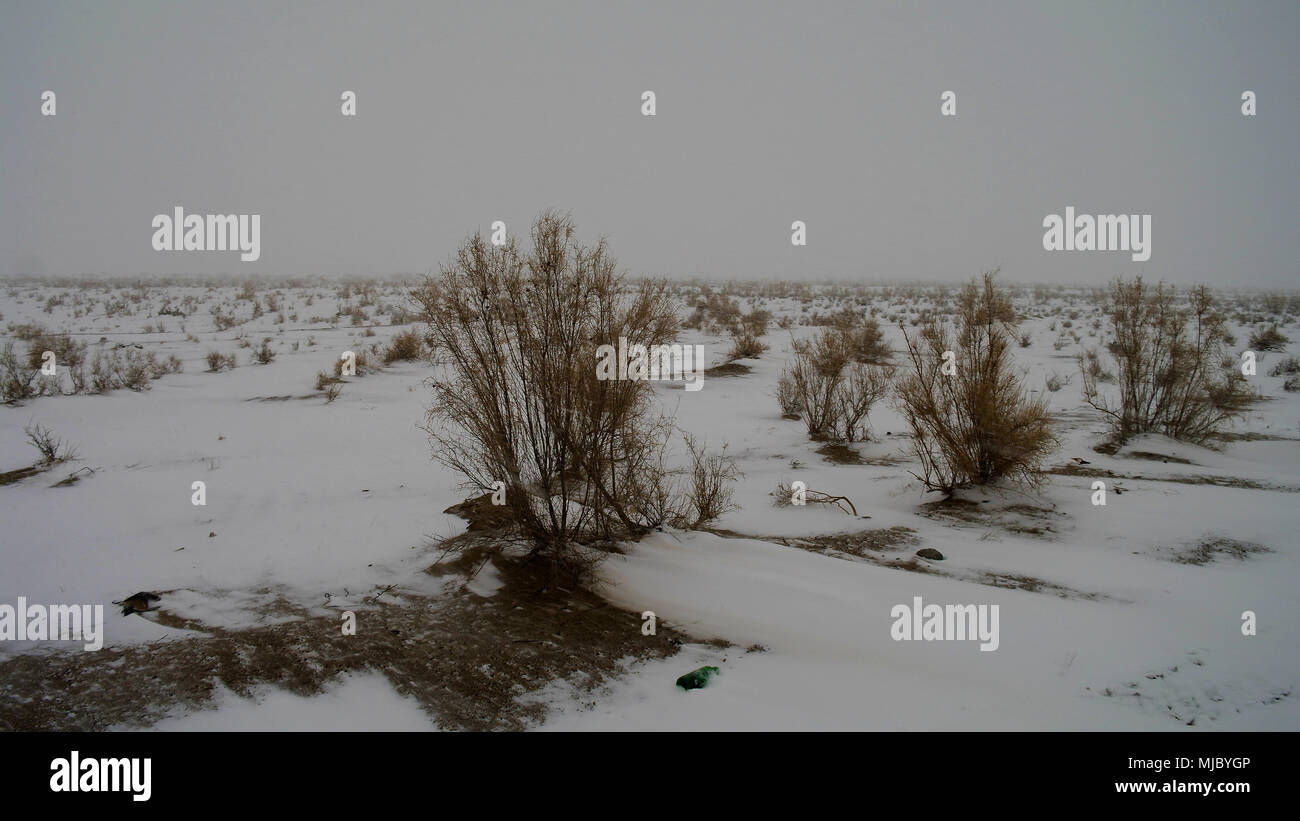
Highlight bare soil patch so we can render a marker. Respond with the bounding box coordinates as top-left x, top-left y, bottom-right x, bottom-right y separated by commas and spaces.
0, 535, 688, 732
706, 526, 1108, 600
1050, 463, 1300, 493
1163, 536, 1273, 567
917, 497, 1065, 538
703, 362, 752, 377
0, 463, 48, 487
